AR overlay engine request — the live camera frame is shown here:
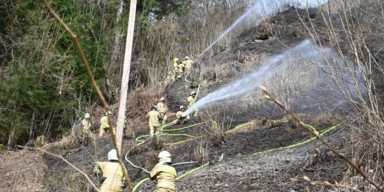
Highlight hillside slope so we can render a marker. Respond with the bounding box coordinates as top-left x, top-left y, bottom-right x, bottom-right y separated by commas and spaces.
1, 5, 382, 192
